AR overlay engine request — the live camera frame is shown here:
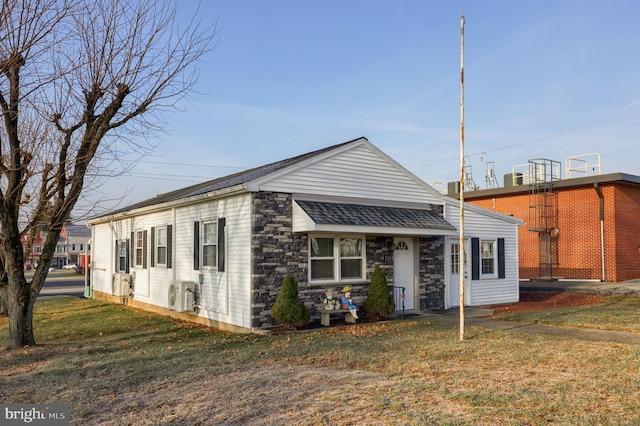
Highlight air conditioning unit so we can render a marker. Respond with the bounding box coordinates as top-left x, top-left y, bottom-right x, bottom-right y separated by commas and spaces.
113, 273, 132, 297
168, 281, 196, 312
